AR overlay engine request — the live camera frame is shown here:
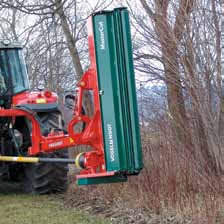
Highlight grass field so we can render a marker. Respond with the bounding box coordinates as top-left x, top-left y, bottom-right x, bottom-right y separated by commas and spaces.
0, 194, 109, 224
